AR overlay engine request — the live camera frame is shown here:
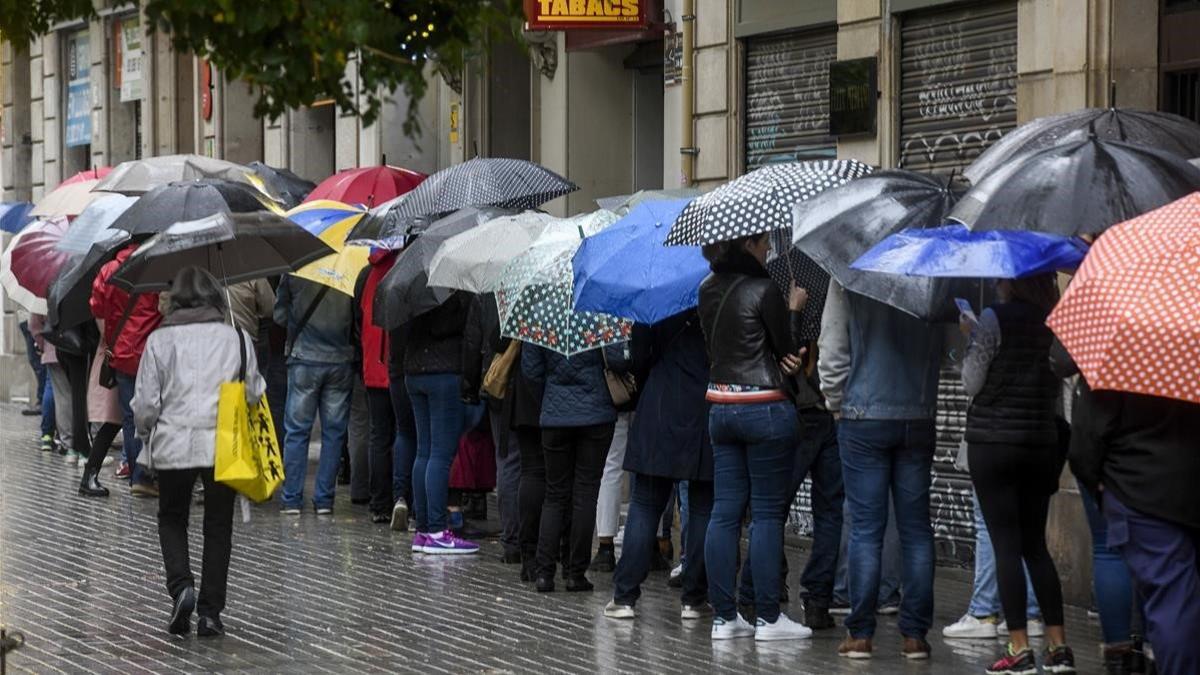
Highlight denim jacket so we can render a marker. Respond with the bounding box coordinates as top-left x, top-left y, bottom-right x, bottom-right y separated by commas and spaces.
817, 282, 943, 420
273, 276, 354, 365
